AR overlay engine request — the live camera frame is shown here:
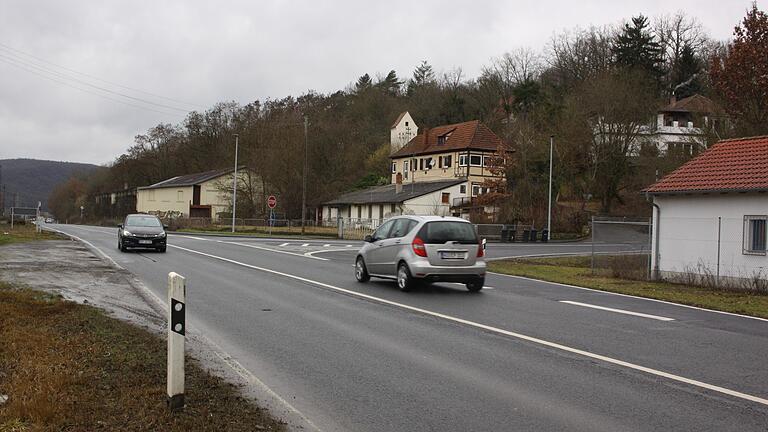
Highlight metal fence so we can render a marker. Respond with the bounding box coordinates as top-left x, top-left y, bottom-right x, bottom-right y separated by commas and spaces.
590, 216, 652, 279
